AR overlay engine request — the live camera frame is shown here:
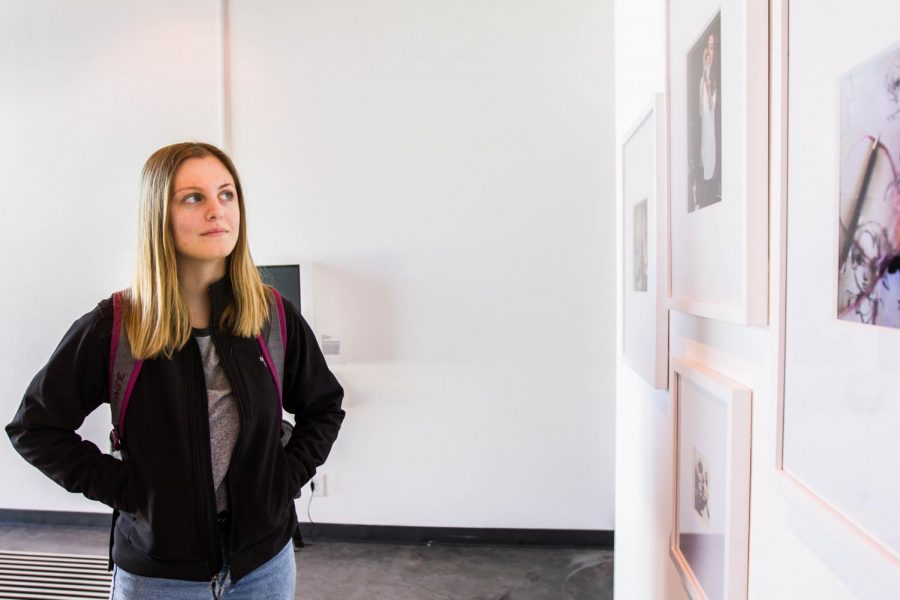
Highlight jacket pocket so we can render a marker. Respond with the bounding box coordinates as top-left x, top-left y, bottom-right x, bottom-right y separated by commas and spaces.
107, 459, 141, 515
277, 445, 296, 502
